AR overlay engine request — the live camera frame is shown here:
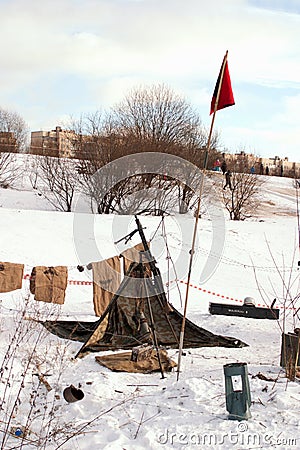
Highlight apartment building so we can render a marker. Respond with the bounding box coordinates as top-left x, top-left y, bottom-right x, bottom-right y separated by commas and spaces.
29, 126, 103, 160
0, 131, 17, 153
28, 126, 300, 177
223, 151, 300, 178
30, 126, 77, 158
258, 155, 299, 177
